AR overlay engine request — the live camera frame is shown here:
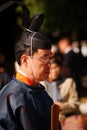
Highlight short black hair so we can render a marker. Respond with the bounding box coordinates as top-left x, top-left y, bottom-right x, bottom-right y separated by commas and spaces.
53, 59, 62, 67
14, 31, 38, 65
57, 33, 72, 44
